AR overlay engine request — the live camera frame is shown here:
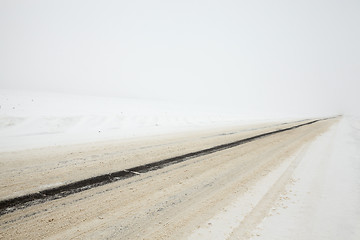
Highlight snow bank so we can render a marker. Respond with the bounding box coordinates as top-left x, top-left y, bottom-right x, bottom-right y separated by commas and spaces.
0, 89, 265, 151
